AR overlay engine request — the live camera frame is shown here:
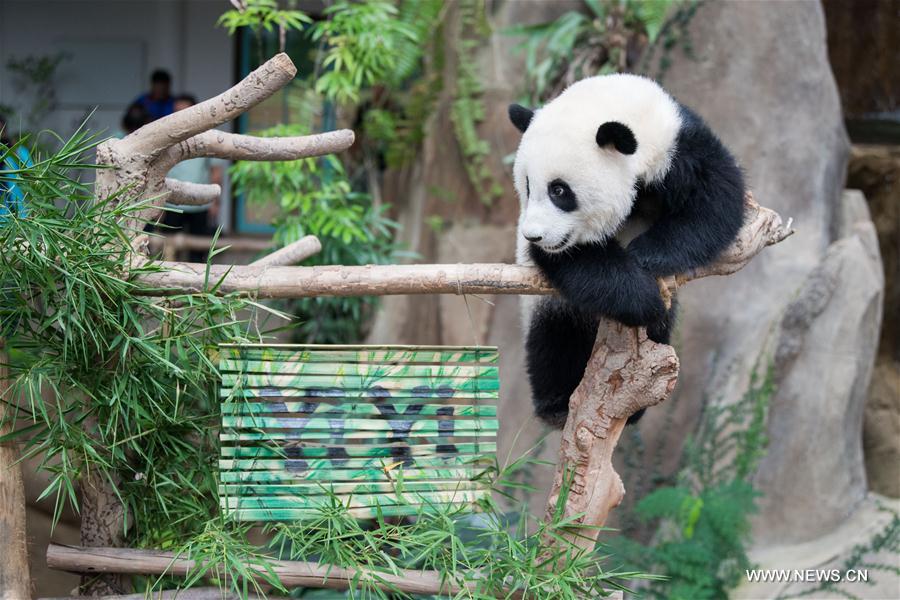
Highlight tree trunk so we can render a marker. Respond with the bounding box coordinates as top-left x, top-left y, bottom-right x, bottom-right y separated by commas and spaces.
78, 418, 126, 596
0, 339, 32, 600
